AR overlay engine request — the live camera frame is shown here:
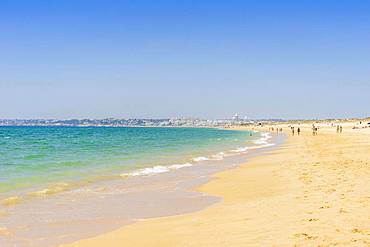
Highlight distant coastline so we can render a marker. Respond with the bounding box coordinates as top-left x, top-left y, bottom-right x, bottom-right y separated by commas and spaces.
1, 117, 368, 128
0, 118, 277, 128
